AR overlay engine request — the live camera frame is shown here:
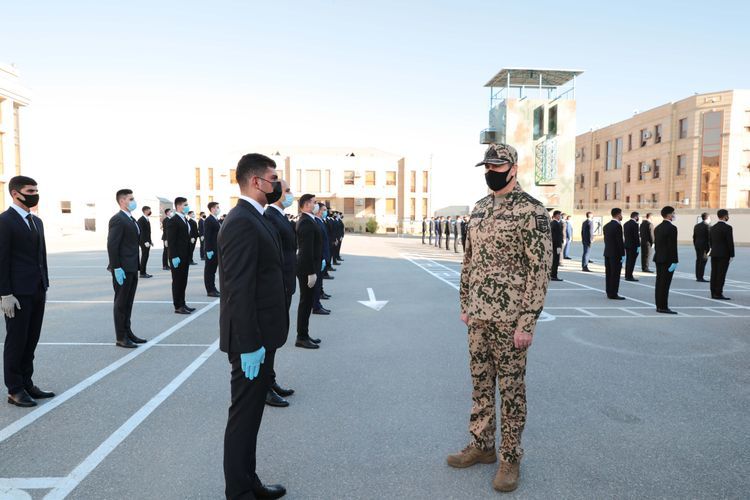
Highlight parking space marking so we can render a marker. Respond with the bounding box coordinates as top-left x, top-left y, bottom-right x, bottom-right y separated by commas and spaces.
0, 300, 219, 444
0, 342, 213, 347
47, 300, 214, 305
